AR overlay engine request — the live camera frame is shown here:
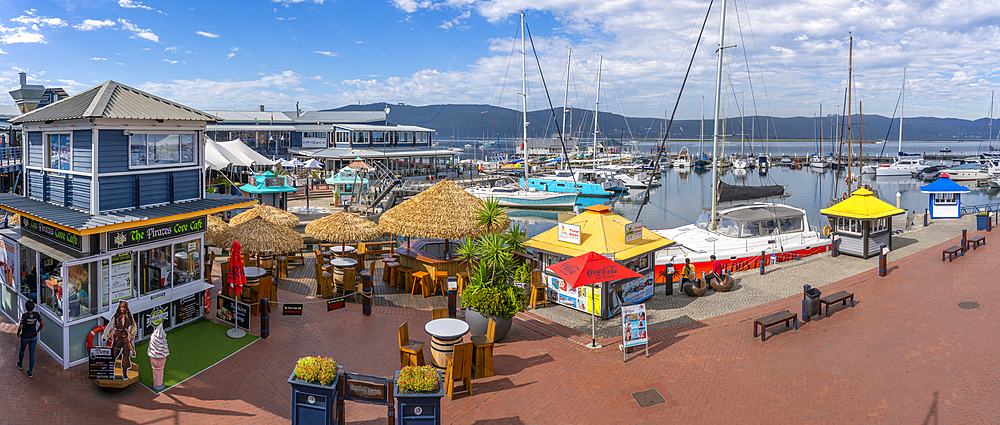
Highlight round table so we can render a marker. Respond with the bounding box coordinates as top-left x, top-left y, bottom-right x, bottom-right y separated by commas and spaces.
328, 246, 356, 254
243, 266, 266, 296
424, 318, 470, 368
329, 258, 358, 283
